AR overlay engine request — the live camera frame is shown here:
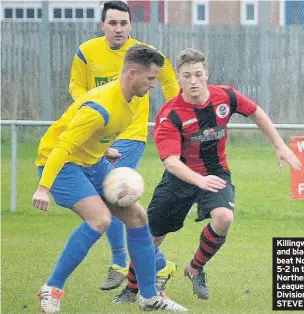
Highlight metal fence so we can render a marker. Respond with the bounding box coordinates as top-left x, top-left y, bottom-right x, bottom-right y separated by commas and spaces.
2, 119, 304, 213
1, 21, 304, 123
